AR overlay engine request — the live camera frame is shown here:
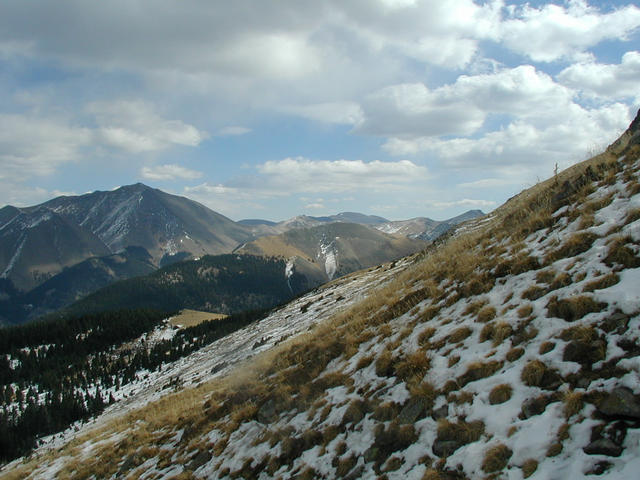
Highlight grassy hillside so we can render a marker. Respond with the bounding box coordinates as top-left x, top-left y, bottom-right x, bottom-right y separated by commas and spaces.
2, 116, 640, 479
